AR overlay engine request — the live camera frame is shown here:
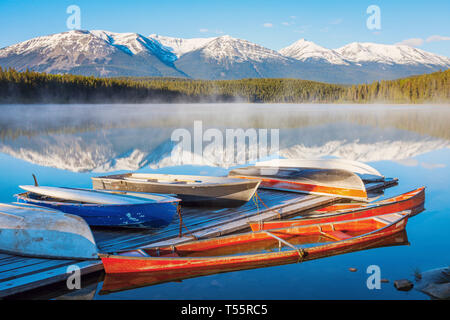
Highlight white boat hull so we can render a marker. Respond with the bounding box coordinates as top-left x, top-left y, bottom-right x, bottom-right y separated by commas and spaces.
0, 203, 98, 260
255, 158, 384, 182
